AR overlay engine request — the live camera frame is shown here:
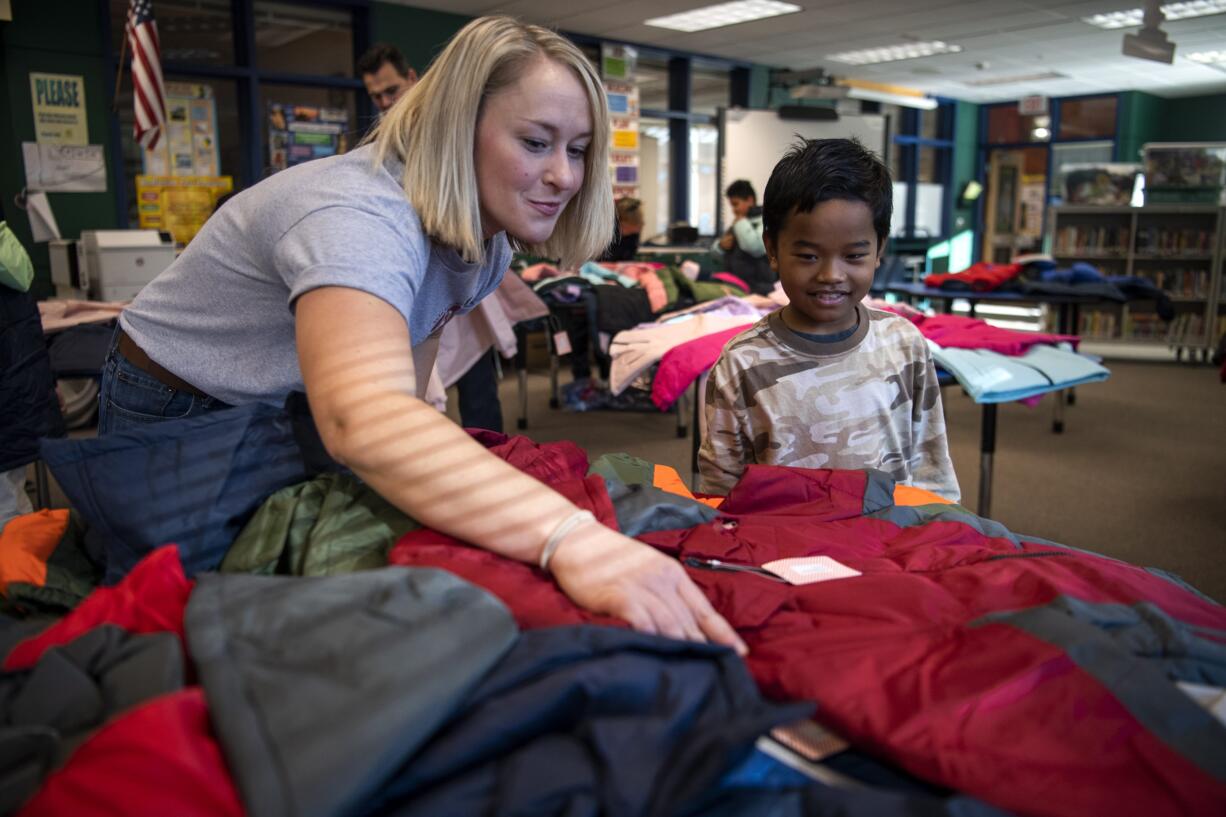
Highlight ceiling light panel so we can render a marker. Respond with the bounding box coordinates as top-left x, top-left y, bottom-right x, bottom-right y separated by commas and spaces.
1083, 1, 1226, 29
1187, 50, 1226, 62
962, 71, 1069, 87
826, 41, 962, 65
644, 1, 802, 33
